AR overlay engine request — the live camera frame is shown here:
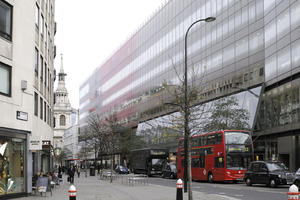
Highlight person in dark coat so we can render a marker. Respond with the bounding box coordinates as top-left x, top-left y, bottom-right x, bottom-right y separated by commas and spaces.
68, 165, 75, 184
58, 165, 62, 175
